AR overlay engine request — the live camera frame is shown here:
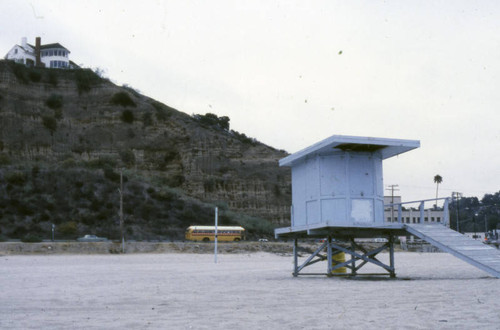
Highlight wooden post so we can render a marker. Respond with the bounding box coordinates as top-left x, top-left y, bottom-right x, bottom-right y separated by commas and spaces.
293, 238, 298, 277
351, 238, 357, 275
327, 236, 332, 276
389, 235, 395, 278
